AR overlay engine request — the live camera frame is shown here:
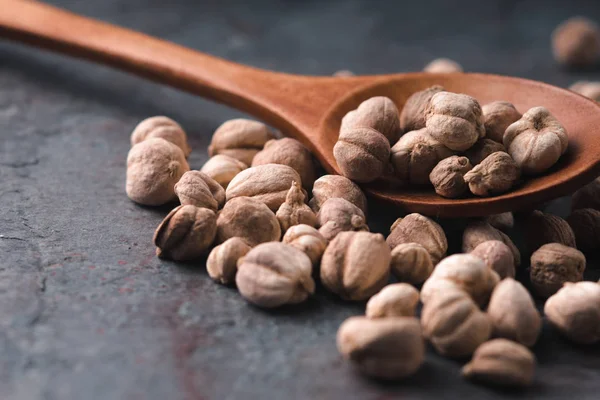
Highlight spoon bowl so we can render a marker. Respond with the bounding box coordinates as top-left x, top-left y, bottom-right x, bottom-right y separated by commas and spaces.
318, 73, 600, 216
2, 0, 600, 217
